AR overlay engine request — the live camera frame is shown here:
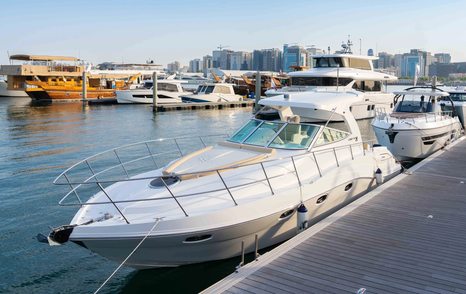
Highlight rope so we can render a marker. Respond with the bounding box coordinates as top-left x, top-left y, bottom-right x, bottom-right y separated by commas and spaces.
93, 218, 163, 294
